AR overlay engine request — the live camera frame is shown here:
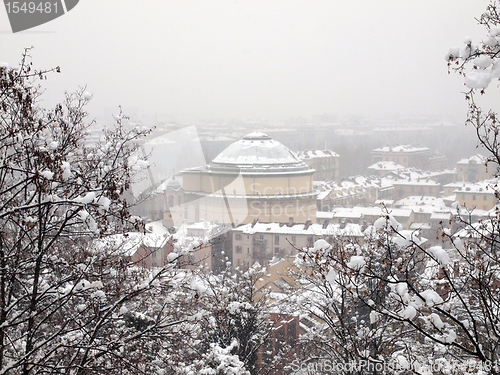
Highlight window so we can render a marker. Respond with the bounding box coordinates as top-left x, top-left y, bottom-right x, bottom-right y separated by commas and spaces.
484, 195, 487, 201
151, 251, 156, 259
275, 235, 279, 244
473, 195, 476, 201
291, 236, 296, 245
247, 247, 250, 254
235, 246, 242, 253
235, 233, 242, 240
307, 237, 314, 247
274, 247, 280, 254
